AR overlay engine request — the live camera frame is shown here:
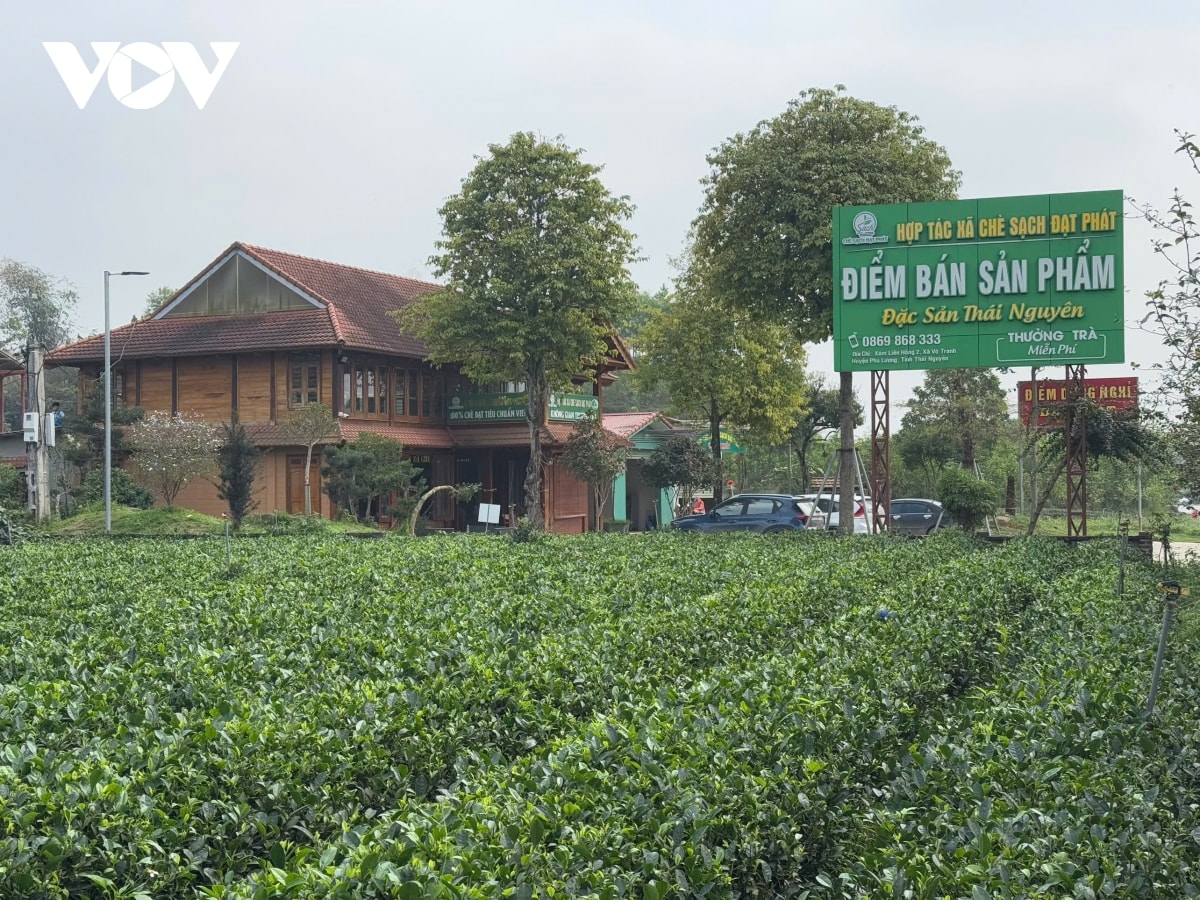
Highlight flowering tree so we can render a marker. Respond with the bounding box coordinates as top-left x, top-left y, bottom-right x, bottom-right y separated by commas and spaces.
126, 411, 222, 507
